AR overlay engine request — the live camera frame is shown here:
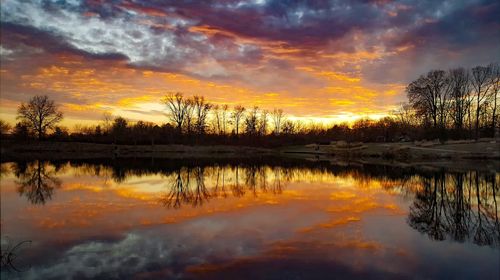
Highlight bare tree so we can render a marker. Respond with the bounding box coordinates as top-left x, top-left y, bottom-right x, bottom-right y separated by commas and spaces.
429, 70, 451, 130
271, 108, 285, 135
184, 98, 195, 134
17, 95, 63, 140
407, 70, 451, 133
193, 95, 212, 135
212, 104, 230, 135
102, 111, 113, 133
488, 63, 499, 137
449, 68, 471, 130
258, 109, 269, 136
407, 75, 437, 127
232, 105, 245, 135
471, 65, 493, 138
212, 104, 221, 134
282, 120, 296, 134
162, 92, 189, 134
244, 106, 259, 135
221, 104, 229, 135
392, 103, 416, 128
111, 116, 128, 143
